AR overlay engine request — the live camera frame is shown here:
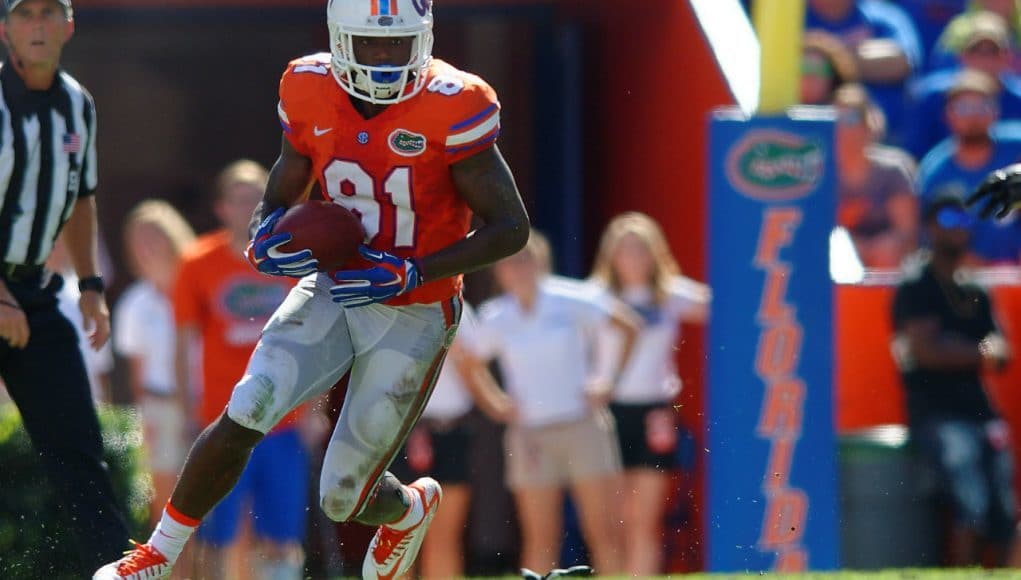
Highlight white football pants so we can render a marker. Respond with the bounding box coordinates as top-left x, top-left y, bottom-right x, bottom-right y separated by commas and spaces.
226, 273, 461, 522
